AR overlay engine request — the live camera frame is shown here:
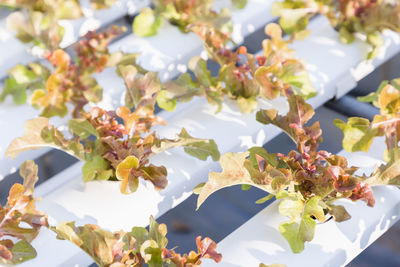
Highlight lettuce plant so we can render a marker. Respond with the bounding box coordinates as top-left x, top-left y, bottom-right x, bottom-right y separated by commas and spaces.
272, 0, 400, 59
195, 95, 397, 253
53, 217, 222, 267
335, 77, 400, 186
132, 0, 246, 38
157, 24, 315, 113
0, 160, 48, 265
5, 77, 220, 194
1, 161, 222, 266
0, 0, 115, 51
0, 26, 138, 118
